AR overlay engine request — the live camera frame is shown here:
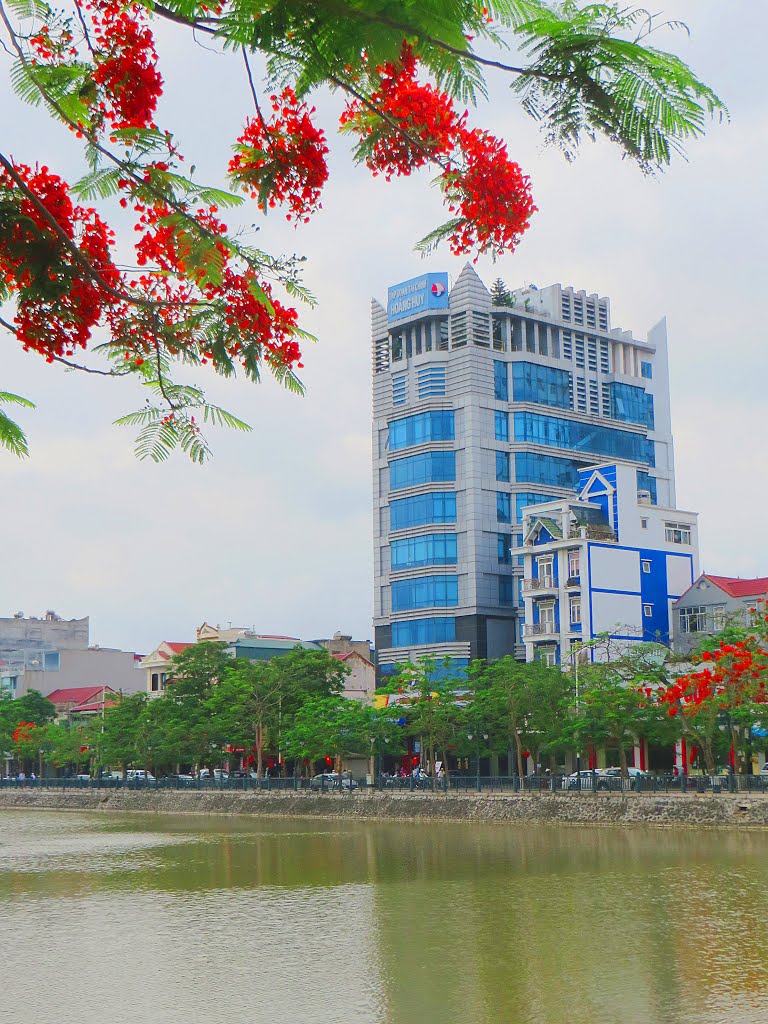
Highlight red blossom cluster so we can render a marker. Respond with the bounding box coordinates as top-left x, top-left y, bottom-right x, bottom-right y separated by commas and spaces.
12, 721, 37, 744
338, 44, 462, 179
442, 128, 535, 258
116, 179, 302, 368
0, 162, 119, 359
229, 88, 329, 222
339, 44, 535, 258
89, 0, 163, 130
29, 24, 76, 62
661, 632, 768, 717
